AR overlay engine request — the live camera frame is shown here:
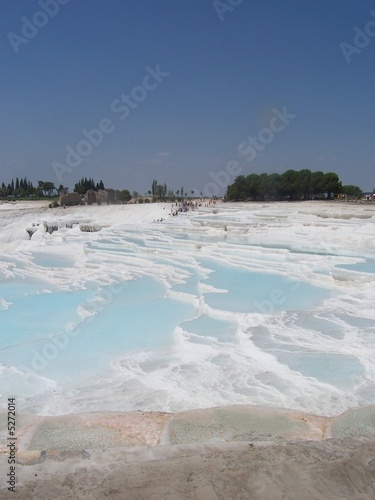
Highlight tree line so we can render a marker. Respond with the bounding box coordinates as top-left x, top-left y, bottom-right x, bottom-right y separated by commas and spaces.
73, 177, 105, 194
0, 177, 66, 198
0, 176, 184, 201
0, 171, 365, 202
149, 179, 197, 199
0, 177, 106, 199
225, 169, 363, 201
